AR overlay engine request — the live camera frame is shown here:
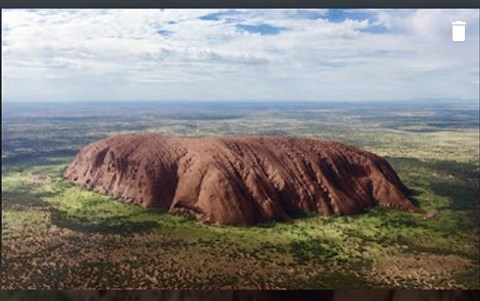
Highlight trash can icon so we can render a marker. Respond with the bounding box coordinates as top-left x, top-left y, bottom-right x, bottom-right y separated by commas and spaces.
451, 21, 466, 42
